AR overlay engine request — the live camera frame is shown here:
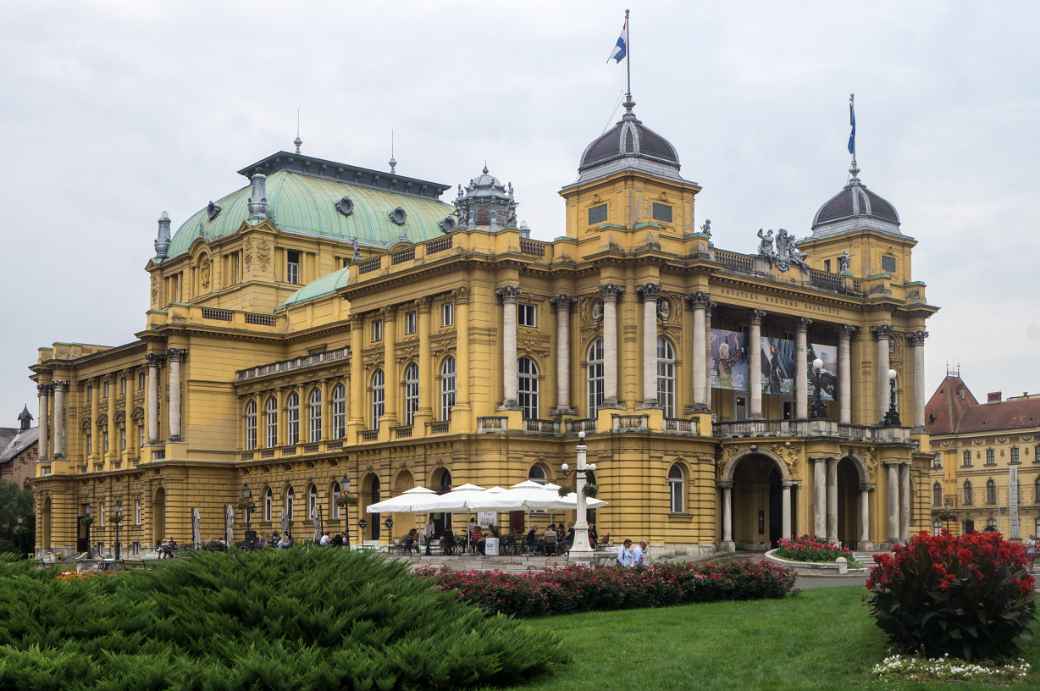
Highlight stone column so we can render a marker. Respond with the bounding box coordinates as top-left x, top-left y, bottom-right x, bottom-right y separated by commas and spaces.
639, 283, 660, 406
749, 310, 765, 418
551, 294, 574, 414
873, 325, 892, 422
53, 382, 66, 458
719, 481, 734, 550
381, 307, 398, 425
147, 353, 162, 444
909, 331, 928, 430
885, 463, 900, 545
839, 326, 854, 425
703, 303, 713, 406
899, 463, 911, 543
90, 377, 100, 456
601, 284, 623, 407
349, 315, 364, 435
795, 318, 809, 419
813, 459, 827, 539
124, 373, 134, 457
455, 289, 470, 410
781, 481, 793, 540
689, 292, 710, 409
417, 298, 433, 419
106, 378, 117, 459
167, 349, 185, 442
827, 458, 839, 544
37, 384, 50, 461
497, 286, 520, 408
859, 485, 874, 550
